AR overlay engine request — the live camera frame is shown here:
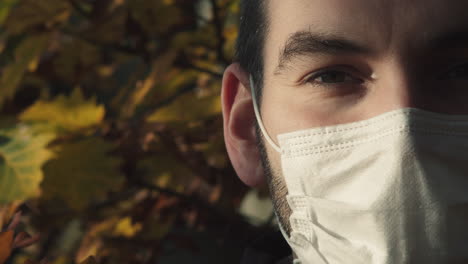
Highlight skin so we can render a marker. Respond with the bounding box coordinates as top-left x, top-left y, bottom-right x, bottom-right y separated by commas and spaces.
222, 0, 468, 236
